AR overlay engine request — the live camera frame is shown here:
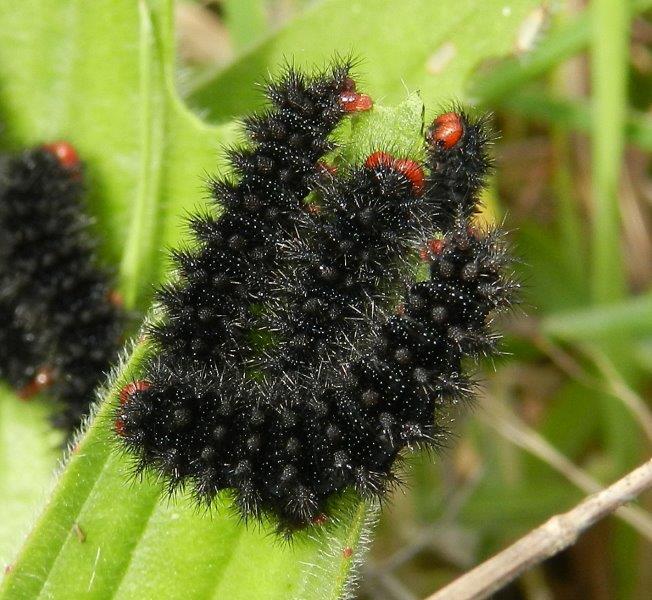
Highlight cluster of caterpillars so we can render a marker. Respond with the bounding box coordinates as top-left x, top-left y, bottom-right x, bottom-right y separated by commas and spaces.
0, 142, 123, 431
112, 60, 517, 536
